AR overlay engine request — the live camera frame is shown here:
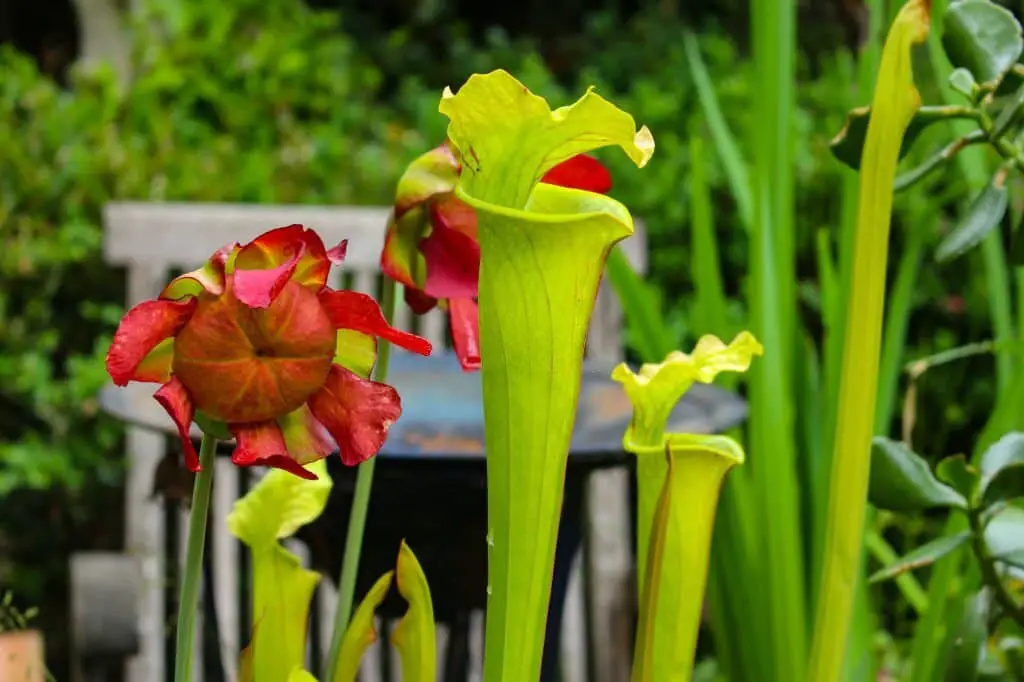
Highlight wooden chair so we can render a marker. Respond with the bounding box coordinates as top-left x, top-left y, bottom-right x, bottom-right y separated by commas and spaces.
102, 201, 644, 682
